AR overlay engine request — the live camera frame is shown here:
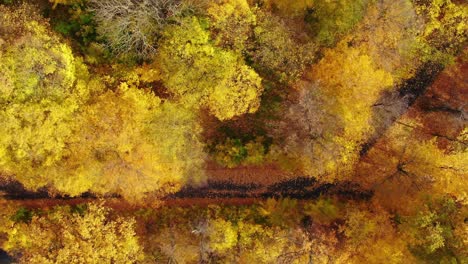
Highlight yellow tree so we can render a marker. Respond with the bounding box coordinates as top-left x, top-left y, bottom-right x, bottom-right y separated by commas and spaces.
0, 3, 101, 190
415, 0, 467, 64
281, 41, 394, 180
0, 5, 205, 200
57, 83, 206, 201
312, 41, 394, 141
251, 10, 316, 84
349, 0, 424, 81
198, 213, 310, 263
155, 16, 263, 120
4, 203, 144, 263
207, 0, 256, 52
207, 1, 315, 84
335, 205, 416, 264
